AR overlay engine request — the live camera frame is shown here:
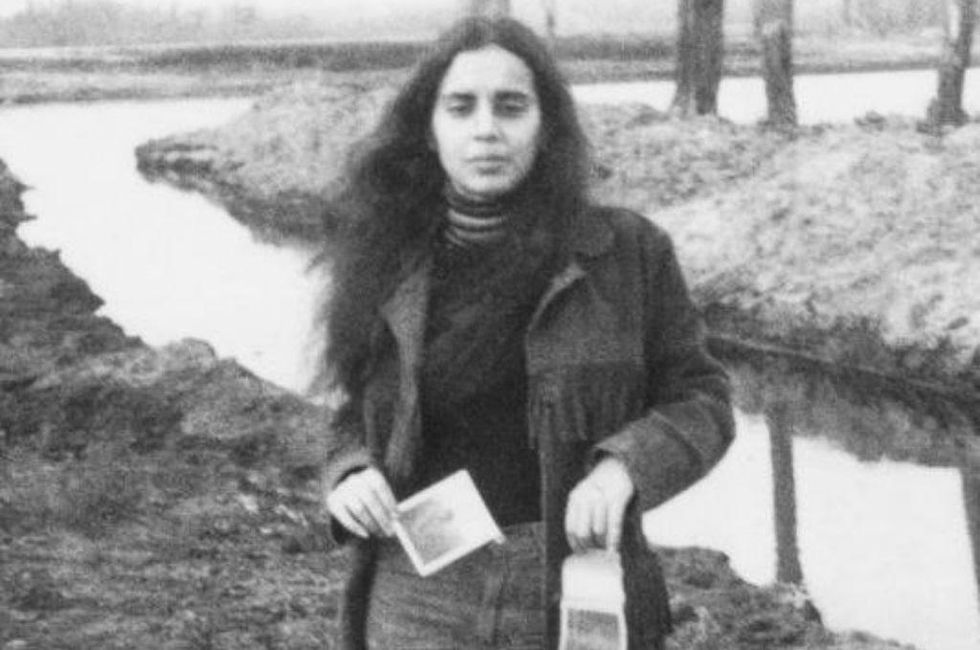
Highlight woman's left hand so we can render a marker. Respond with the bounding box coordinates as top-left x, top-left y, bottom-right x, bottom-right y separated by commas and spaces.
564, 456, 635, 553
